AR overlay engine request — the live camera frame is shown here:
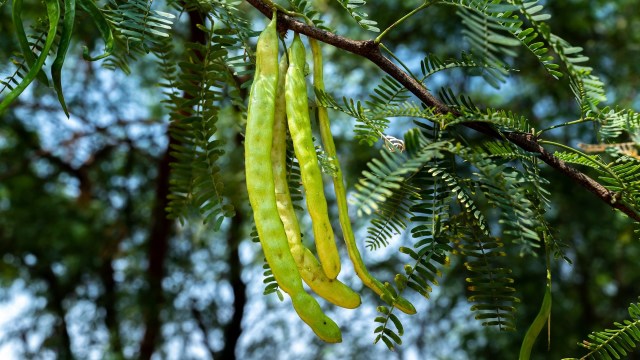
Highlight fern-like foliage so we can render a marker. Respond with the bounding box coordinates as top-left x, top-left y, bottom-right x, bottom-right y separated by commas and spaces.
565, 301, 640, 360
401, 197, 451, 301
460, 147, 543, 254
399, 126, 453, 300
319, 51, 500, 149
332, 0, 379, 32
316, 88, 391, 146
209, 0, 259, 78
106, 0, 174, 49
445, 0, 521, 87
438, 0, 563, 88
366, 128, 454, 349
431, 164, 490, 233
164, 19, 236, 228
286, 0, 331, 31
520, 152, 564, 259
361, 53, 490, 138
597, 108, 640, 143
553, 151, 605, 172
505, 1, 561, 78
556, 44, 606, 112
353, 125, 536, 338
100, 0, 175, 73
285, 138, 304, 211
1, 54, 36, 94
568, 107, 640, 215
420, 52, 492, 80
249, 227, 284, 301
317, 87, 454, 147
350, 137, 449, 216
507, 0, 606, 109
364, 181, 415, 251
361, 124, 540, 348
364, 53, 491, 117
360, 128, 449, 252
366, 75, 411, 113
441, 106, 532, 134
574, 108, 640, 213
262, 261, 285, 301
451, 213, 518, 330
373, 305, 404, 350
599, 161, 640, 211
